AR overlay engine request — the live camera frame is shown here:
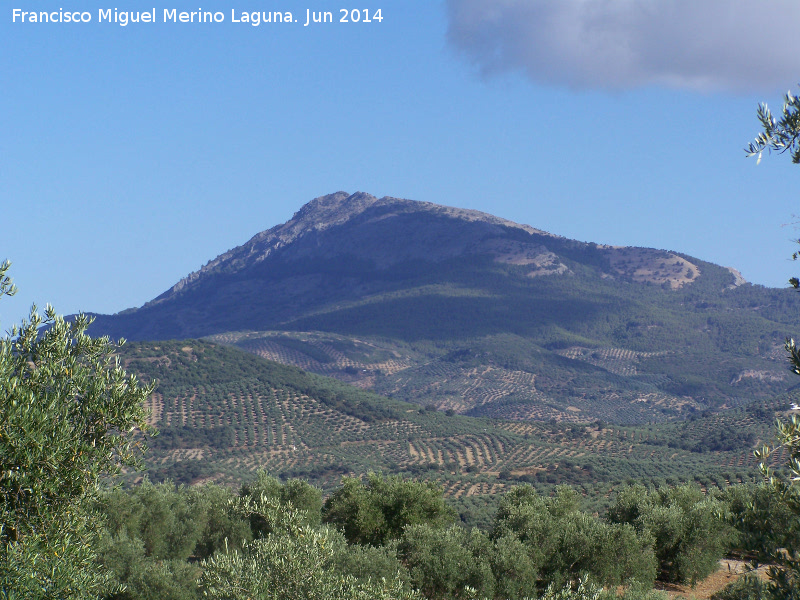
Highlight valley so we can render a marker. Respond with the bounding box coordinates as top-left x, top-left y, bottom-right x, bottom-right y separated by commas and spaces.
122, 339, 787, 526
